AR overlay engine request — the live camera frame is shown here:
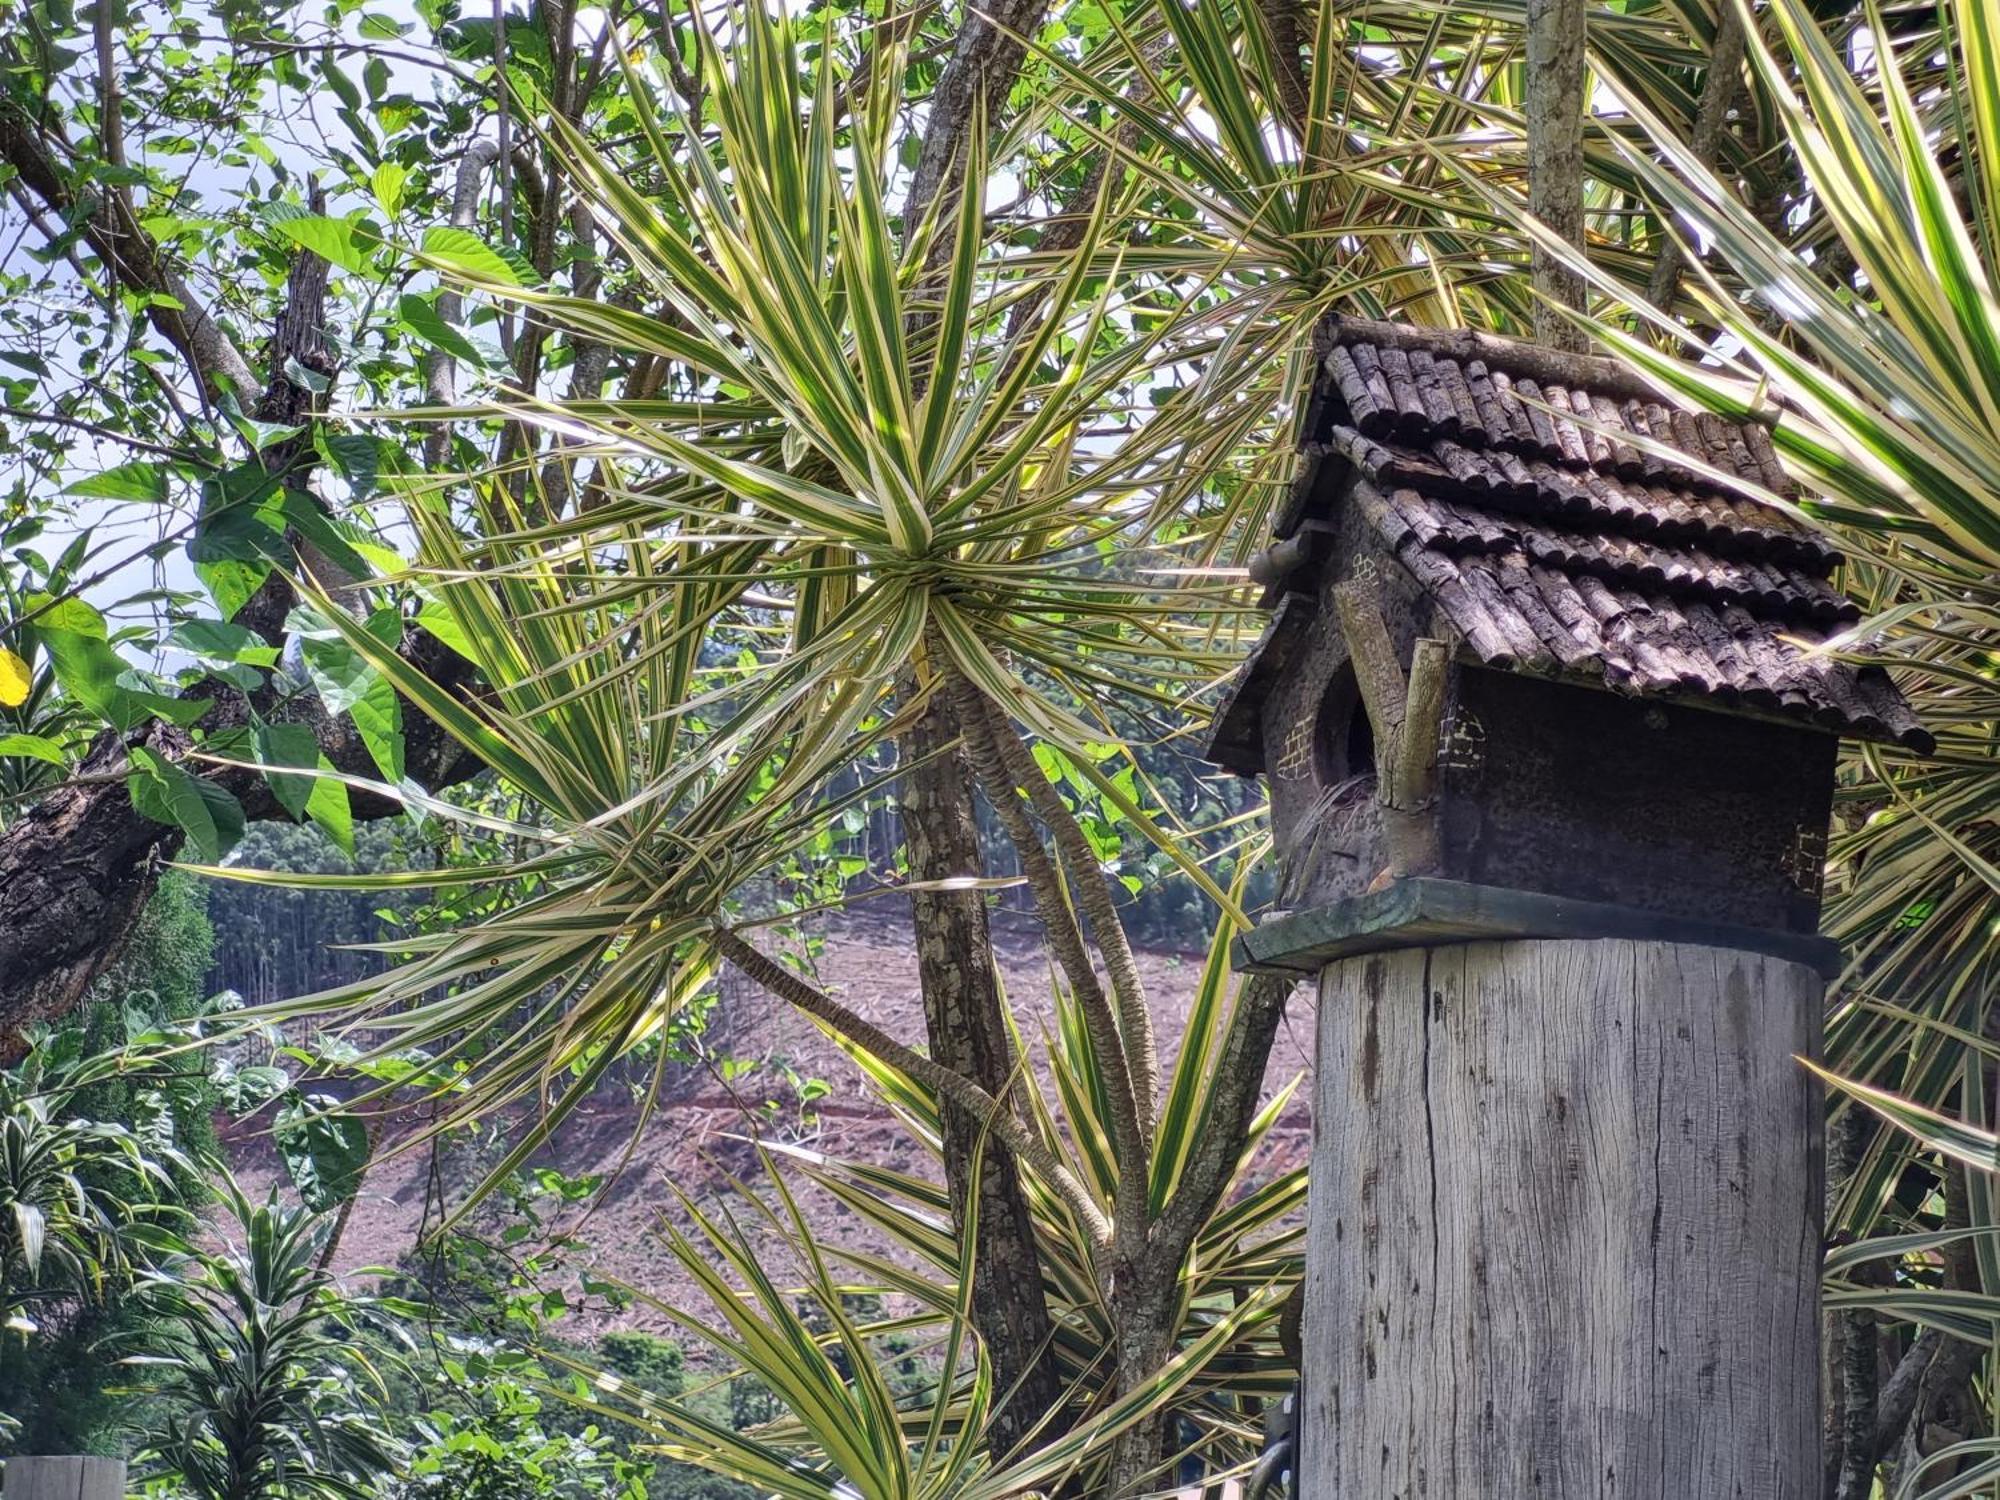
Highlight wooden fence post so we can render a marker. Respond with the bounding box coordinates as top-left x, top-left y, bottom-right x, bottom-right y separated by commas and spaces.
3, 1457, 127, 1500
